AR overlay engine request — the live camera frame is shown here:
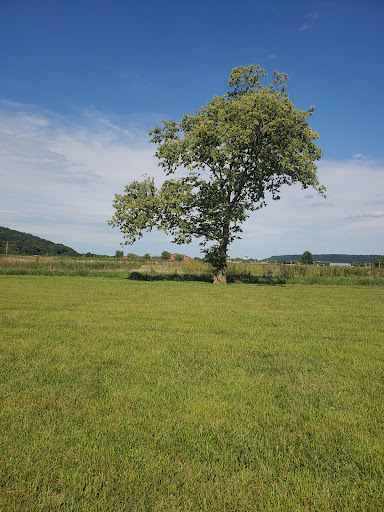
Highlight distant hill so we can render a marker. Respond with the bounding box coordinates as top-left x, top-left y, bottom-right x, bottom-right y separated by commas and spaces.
266, 254, 383, 264
0, 226, 79, 256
